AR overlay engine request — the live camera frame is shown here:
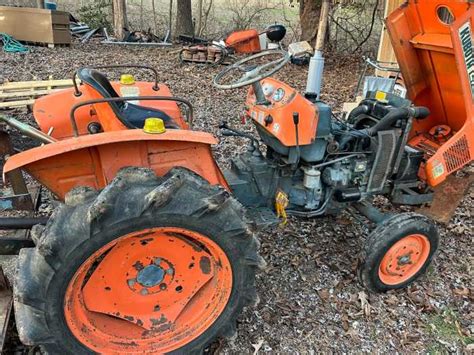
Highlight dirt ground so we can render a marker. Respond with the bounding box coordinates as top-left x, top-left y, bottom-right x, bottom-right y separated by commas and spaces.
0, 41, 473, 353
